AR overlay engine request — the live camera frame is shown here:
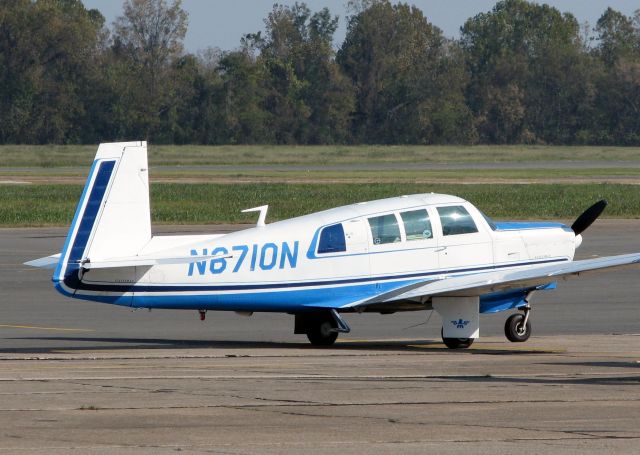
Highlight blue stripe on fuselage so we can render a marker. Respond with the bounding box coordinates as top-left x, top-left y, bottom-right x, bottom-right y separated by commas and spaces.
66, 257, 567, 312
62, 278, 556, 313
72, 257, 567, 294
